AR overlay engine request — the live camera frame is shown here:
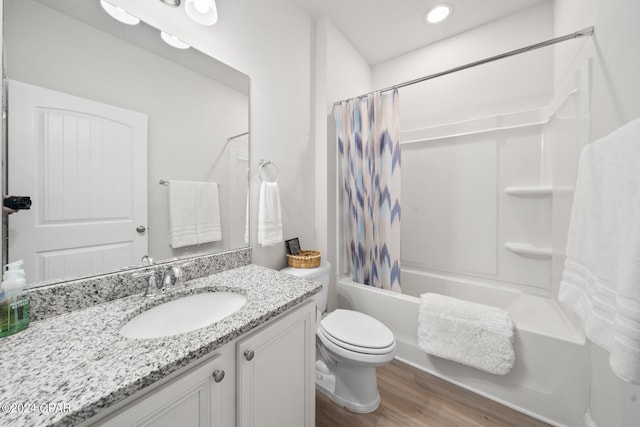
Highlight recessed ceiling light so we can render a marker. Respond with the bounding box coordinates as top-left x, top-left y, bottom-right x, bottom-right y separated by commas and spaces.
100, 0, 140, 25
160, 31, 190, 49
425, 5, 452, 24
